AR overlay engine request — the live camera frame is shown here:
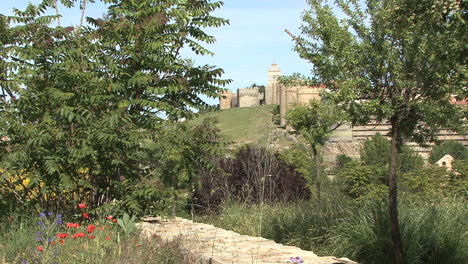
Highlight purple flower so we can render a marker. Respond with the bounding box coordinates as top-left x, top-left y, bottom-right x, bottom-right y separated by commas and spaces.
36, 232, 42, 236
36, 237, 42, 241
38, 221, 43, 226
56, 219, 63, 225
290, 256, 304, 264
57, 213, 62, 218
39, 212, 46, 217
48, 212, 53, 216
